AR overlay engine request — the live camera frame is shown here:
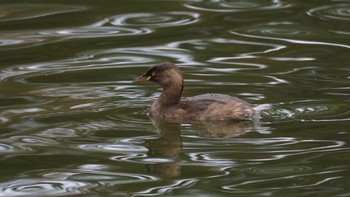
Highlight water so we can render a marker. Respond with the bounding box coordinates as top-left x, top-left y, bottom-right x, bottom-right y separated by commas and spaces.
0, 0, 349, 196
